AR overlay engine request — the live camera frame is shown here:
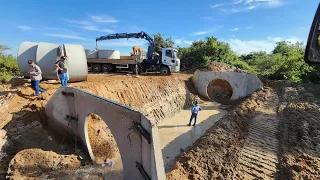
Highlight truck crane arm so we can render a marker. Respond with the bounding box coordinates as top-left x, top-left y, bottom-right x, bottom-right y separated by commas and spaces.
96, 31, 155, 59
